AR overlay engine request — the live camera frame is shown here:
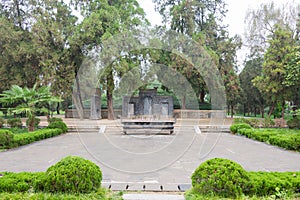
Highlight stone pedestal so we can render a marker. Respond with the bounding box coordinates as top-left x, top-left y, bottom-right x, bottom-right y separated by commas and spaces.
90, 88, 101, 120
